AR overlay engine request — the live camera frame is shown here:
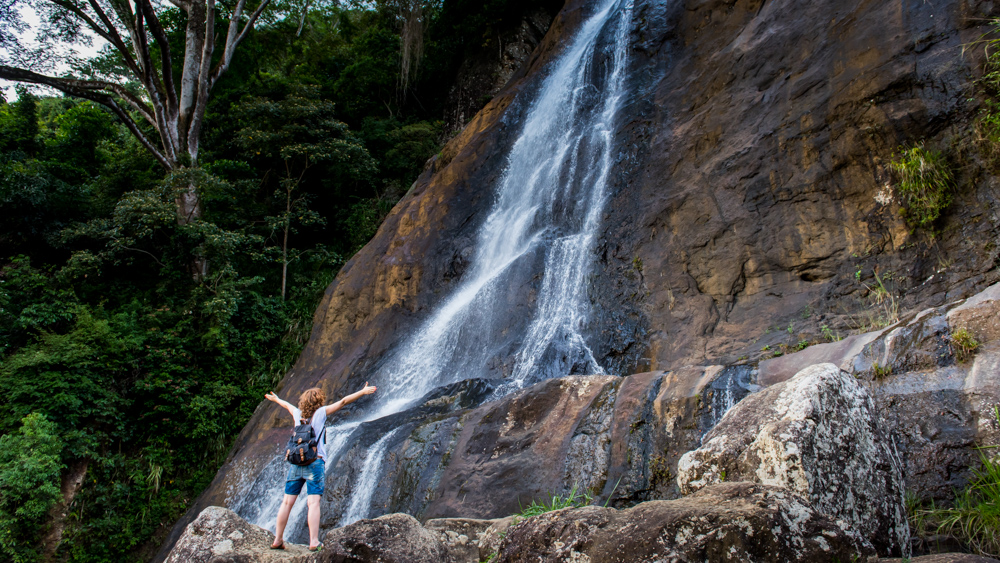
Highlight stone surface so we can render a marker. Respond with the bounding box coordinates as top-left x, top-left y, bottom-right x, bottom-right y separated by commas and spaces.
885, 556, 1000, 563
731, 283, 1000, 504
676, 363, 908, 556
423, 517, 498, 563
322, 513, 454, 563
165, 506, 314, 563
492, 482, 875, 562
